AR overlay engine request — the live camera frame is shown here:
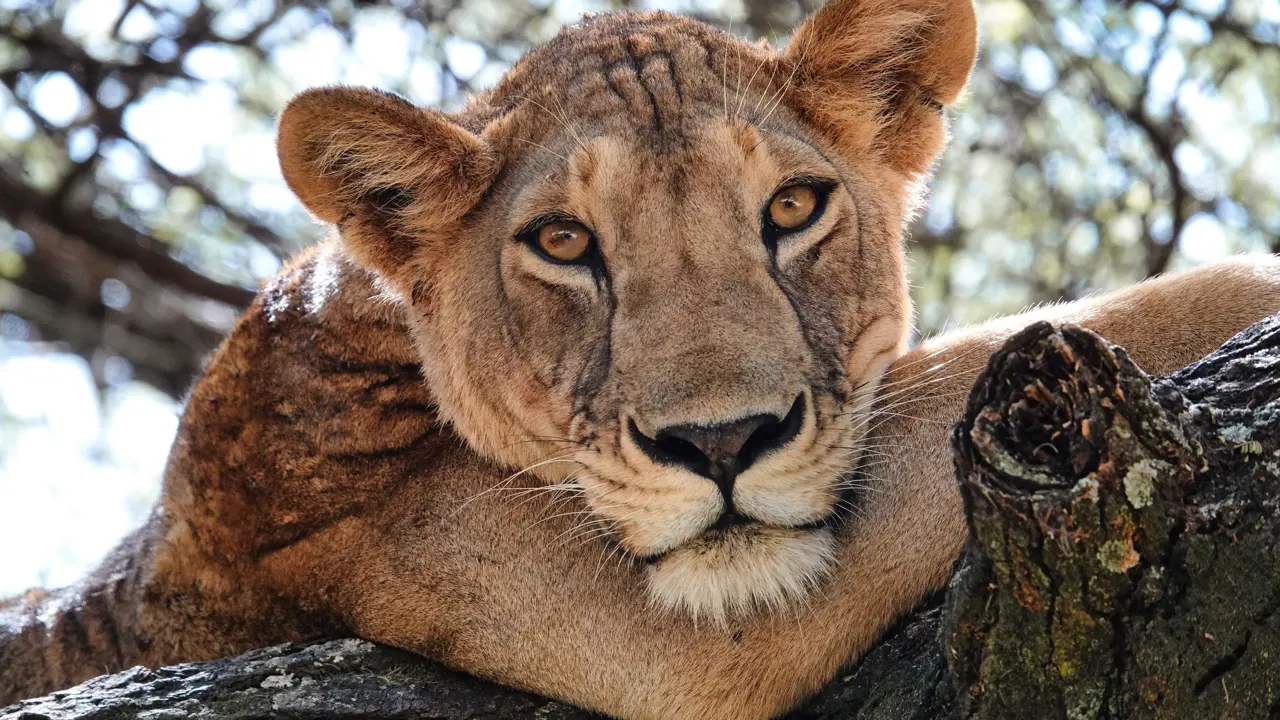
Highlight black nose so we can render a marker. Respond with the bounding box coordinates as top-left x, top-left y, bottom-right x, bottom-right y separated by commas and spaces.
628, 394, 806, 506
